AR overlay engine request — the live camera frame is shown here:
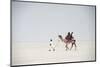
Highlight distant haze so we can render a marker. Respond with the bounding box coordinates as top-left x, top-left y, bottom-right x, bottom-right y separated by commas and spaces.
12, 1, 95, 43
